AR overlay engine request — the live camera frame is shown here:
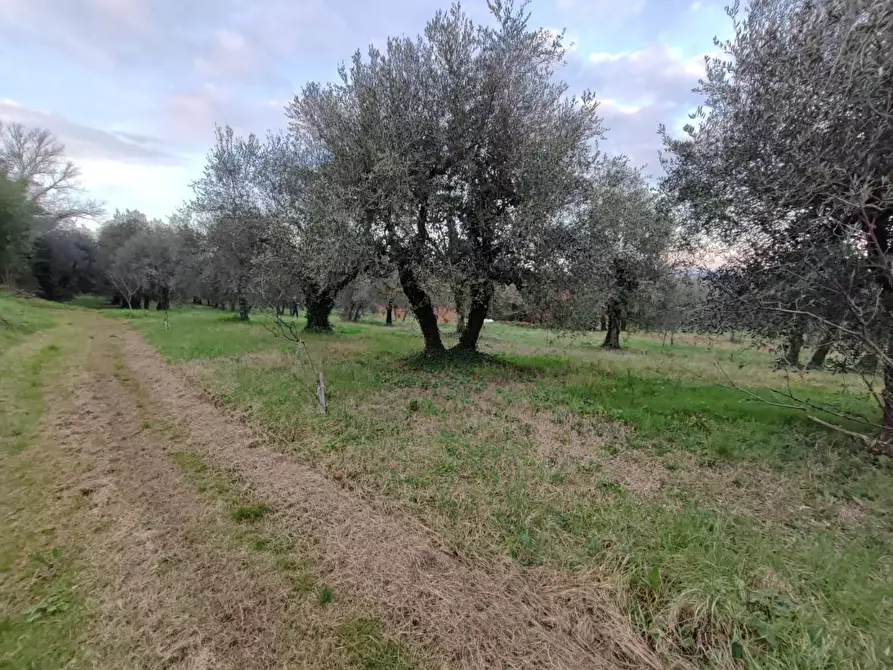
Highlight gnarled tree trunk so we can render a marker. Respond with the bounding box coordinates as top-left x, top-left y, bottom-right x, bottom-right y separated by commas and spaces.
237, 295, 250, 321
385, 298, 393, 326
602, 300, 622, 349
456, 279, 493, 351
399, 264, 444, 353
453, 282, 467, 335
780, 329, 804, 368
305, 294, 335, 332
807, 340, 833, 370
142, 294, 151, 310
